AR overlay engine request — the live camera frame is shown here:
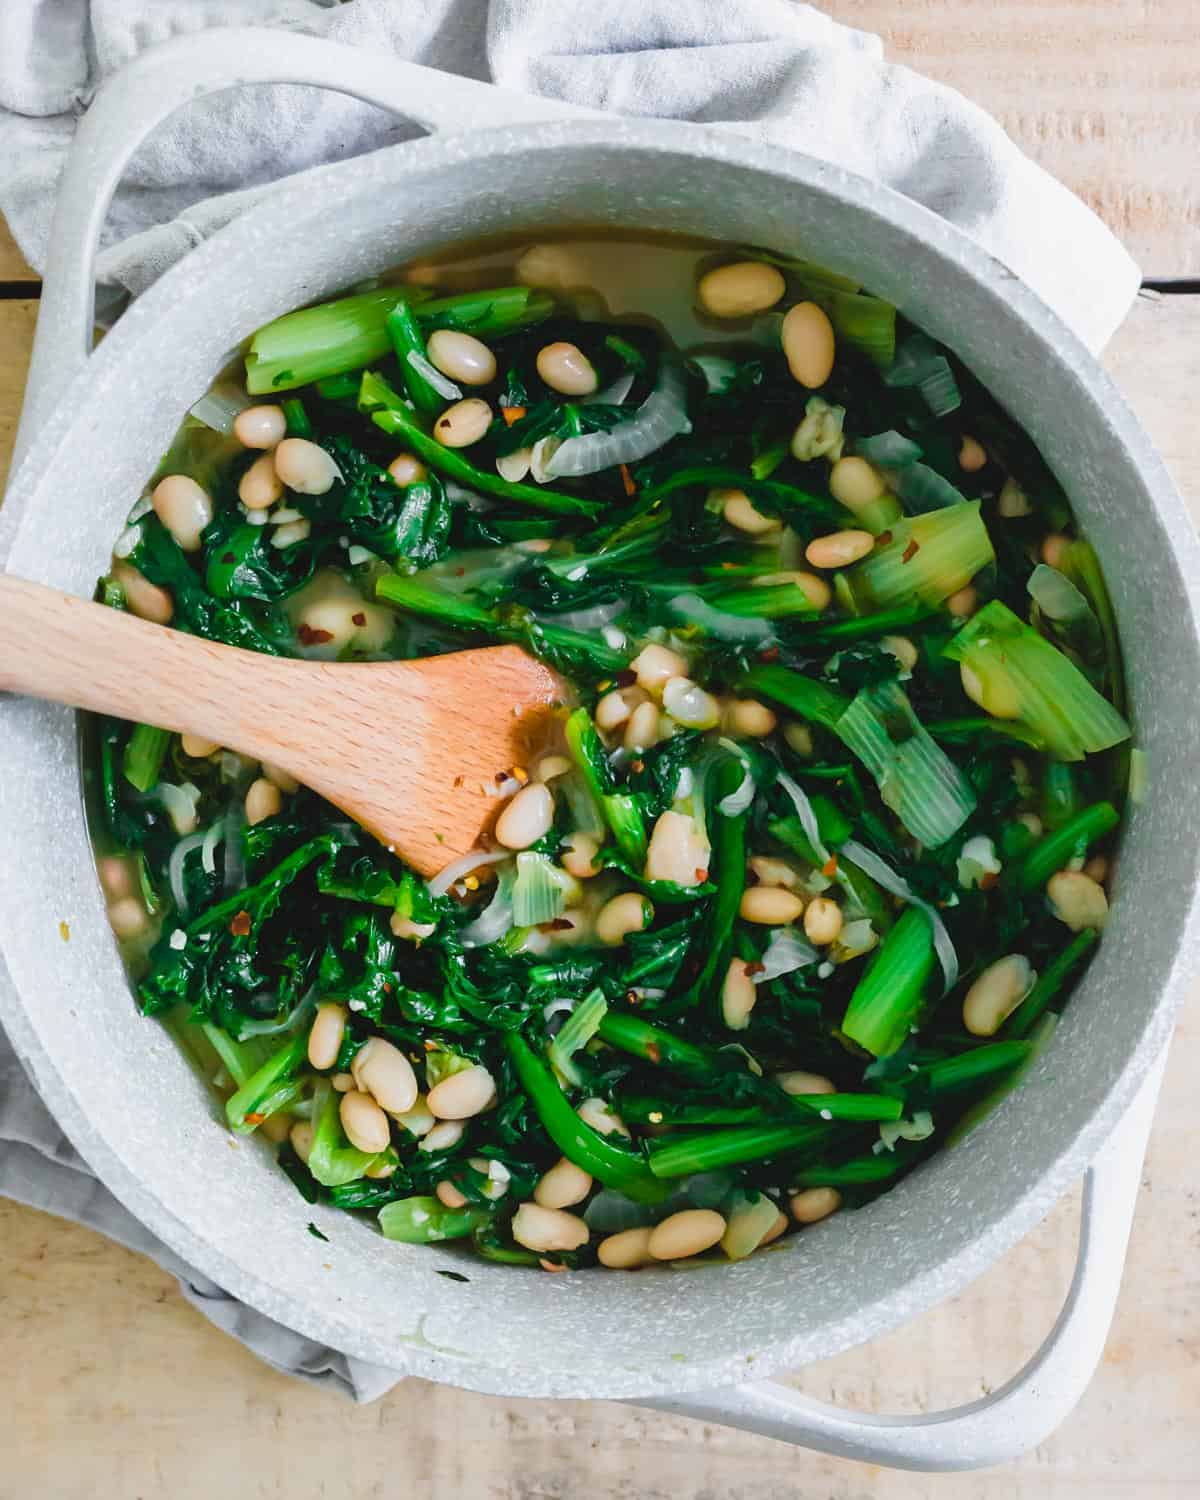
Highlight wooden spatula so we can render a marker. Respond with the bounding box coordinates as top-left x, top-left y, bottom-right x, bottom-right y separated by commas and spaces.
0, 575, 567, 876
